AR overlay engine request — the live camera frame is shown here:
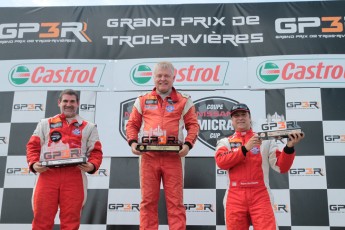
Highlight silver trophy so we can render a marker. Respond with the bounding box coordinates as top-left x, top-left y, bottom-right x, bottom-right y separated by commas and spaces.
40, 142, 86, 167
258, 121, 304, 140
